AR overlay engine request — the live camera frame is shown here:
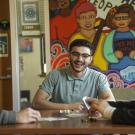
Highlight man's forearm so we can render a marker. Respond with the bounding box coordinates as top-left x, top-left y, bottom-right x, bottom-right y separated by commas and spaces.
33, 100, 81, 110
